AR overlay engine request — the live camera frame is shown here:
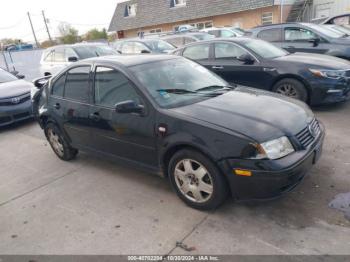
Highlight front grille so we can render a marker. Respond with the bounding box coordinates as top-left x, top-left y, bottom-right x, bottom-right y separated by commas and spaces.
0, 93, 30, 106
296, 119, 321, 149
